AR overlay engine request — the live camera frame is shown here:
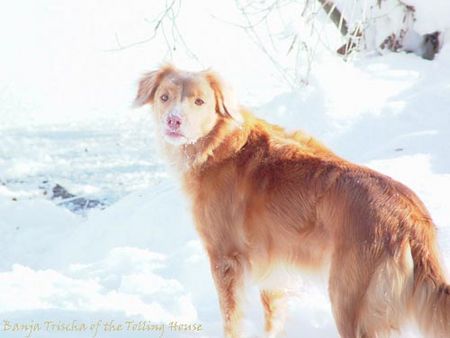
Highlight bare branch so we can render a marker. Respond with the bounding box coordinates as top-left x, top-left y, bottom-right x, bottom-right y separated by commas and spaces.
103, 0, 198, 62
317, 0, 348, 36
